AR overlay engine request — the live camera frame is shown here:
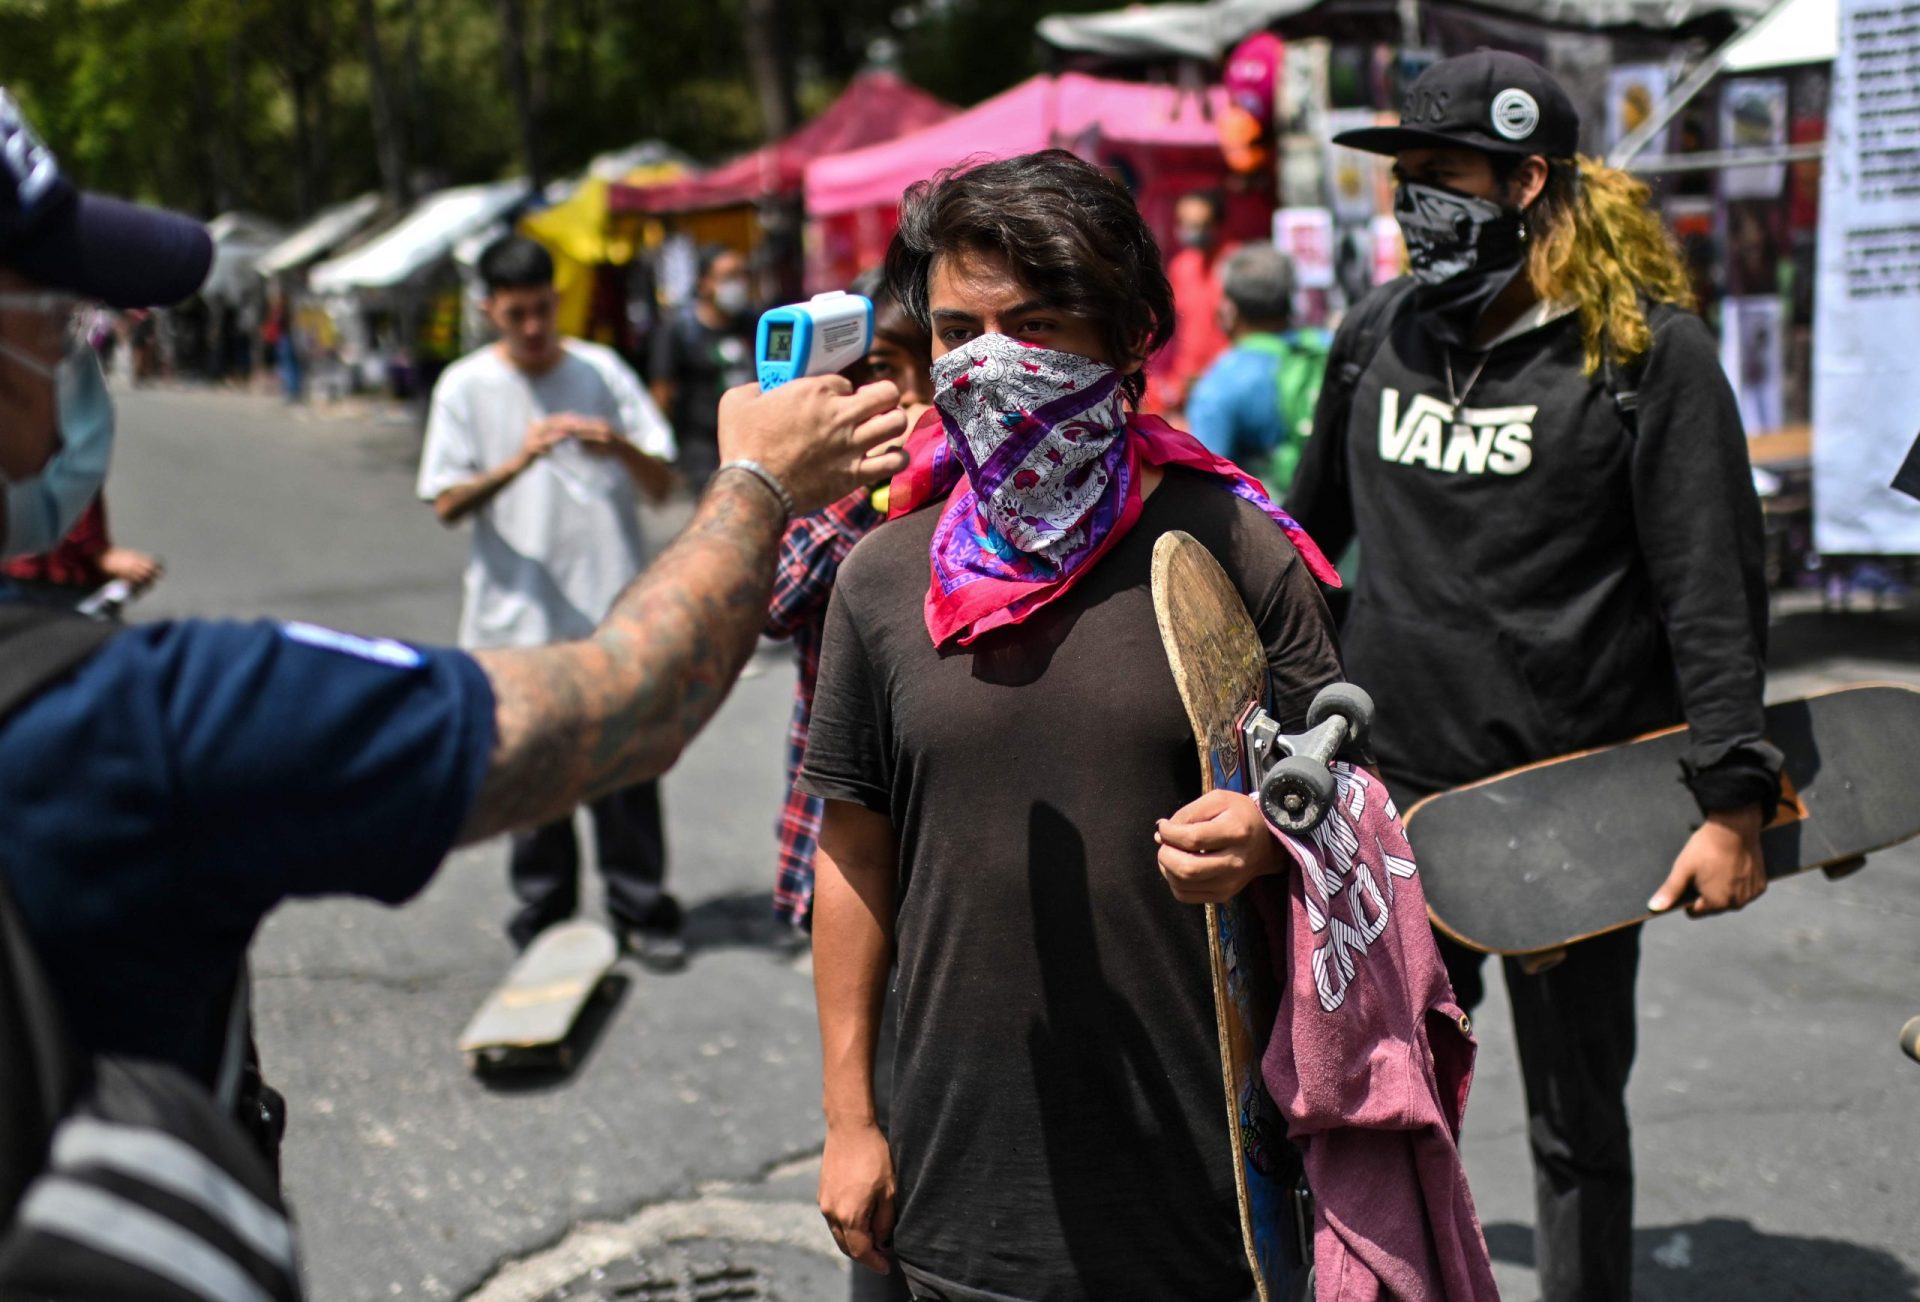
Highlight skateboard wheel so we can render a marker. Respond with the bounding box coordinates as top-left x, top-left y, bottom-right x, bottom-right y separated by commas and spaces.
1307, 682, 1374, 752
1261, 755, 1337, 833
